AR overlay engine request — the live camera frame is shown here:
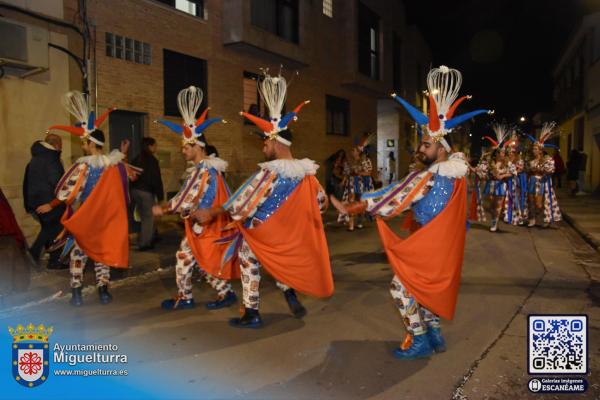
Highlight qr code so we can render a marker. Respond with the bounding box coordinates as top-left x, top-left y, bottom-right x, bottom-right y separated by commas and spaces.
528, 315, 587, 374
